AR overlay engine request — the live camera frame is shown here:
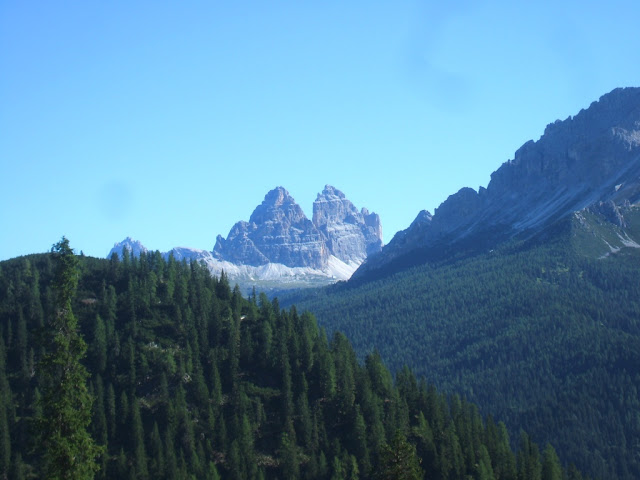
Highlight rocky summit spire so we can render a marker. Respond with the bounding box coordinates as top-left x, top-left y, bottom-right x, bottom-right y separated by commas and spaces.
313, 185, 383, 263
108, 237, 148, 259
213, 187, 327, 269
249, 187, 308, 226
